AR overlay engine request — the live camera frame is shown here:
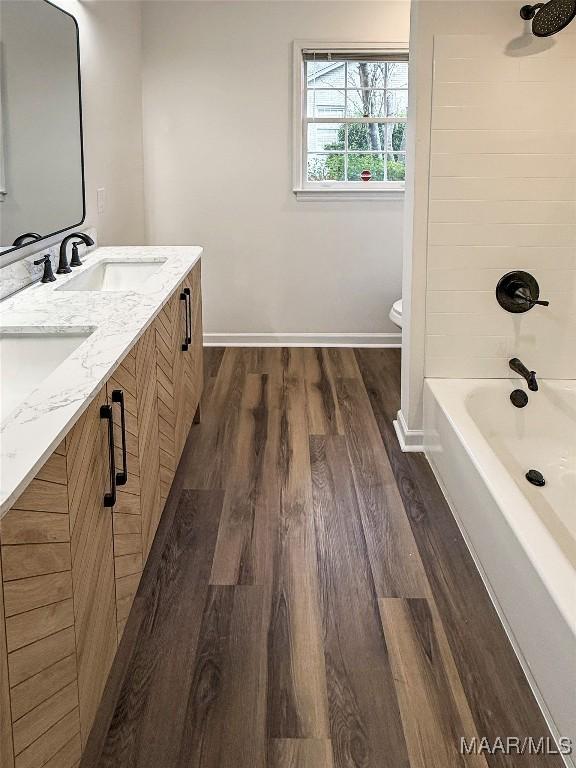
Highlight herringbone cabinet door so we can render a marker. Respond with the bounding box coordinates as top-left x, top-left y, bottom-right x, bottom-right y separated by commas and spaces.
66, 385, 118, 745
0, 441, 81, 768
